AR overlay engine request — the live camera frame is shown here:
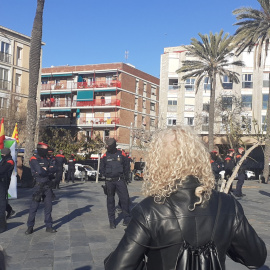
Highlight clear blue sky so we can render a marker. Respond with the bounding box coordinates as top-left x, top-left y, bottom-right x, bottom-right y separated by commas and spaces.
1, 0, 261, 78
